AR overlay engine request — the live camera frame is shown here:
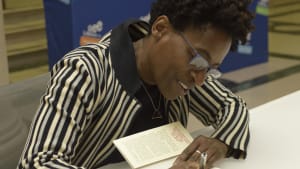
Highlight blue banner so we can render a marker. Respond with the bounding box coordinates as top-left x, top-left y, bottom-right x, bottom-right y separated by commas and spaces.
44, 0, 268, 72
